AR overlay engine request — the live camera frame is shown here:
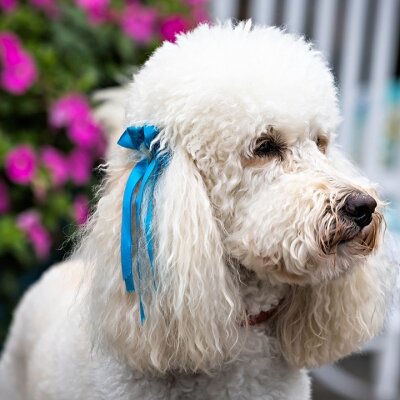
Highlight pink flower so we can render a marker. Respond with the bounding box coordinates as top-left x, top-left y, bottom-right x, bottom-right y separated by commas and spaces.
0, 180, 10, 214
41, 146, 69, 186
17, 210, 51, 259
160, 16, 188, 43
0, 0, 17, 13
29, 0, 58, 16
76, 0, 110, 24
49, 94, 91, 129
68, 149, 92, 185
67, 116, 101, 148
73, 194, 90, 224
120, 5, 157, 44
50, 93, 102, 148
0, 33, 38, 95
5, 145, 37, 184
185, 0, 208, 5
